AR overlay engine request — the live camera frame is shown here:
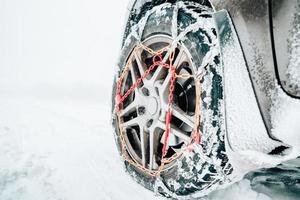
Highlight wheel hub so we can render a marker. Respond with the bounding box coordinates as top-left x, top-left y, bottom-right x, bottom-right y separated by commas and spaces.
136, 84, 162, 124
147, 97, 158, 116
